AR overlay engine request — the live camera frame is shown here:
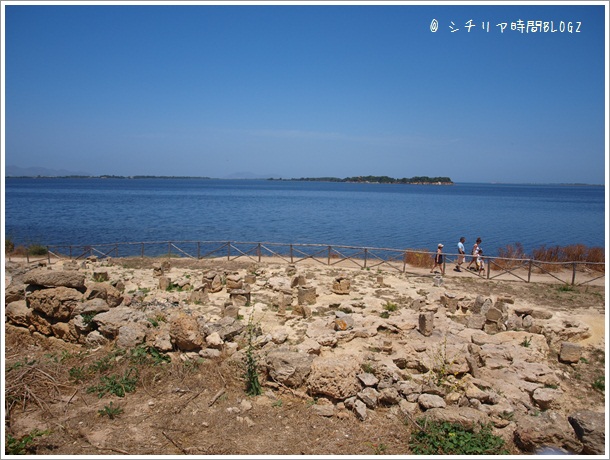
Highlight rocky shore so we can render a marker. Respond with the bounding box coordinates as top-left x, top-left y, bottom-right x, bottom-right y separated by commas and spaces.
4, 256, 606, 455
